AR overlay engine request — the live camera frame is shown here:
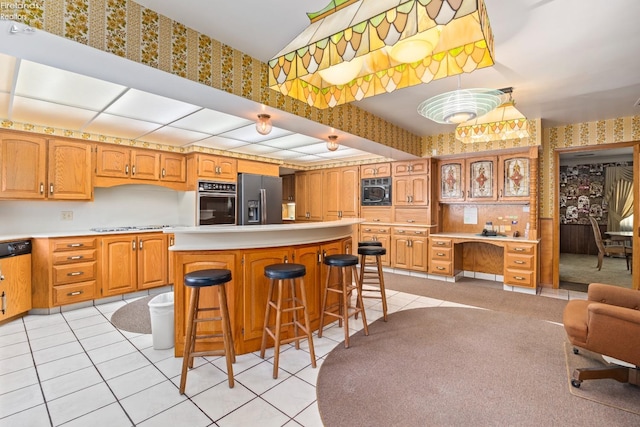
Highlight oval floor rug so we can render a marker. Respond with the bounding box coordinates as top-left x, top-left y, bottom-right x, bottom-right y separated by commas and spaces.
109, 296, 153, 334
316, 307, 640, 426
